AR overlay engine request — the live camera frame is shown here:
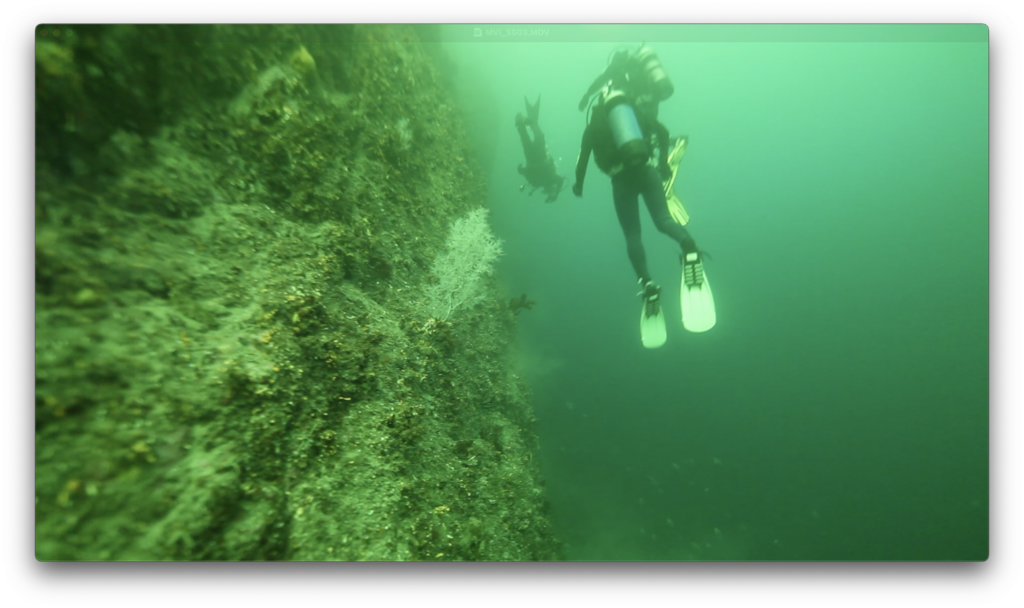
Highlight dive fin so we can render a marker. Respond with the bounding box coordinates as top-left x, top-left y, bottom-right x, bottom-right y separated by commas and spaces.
524, 95, 541, 124
680, 252, 716, 333
663, 136, 690, 226
667, 192, 690, 226
640, 282, 667, 348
